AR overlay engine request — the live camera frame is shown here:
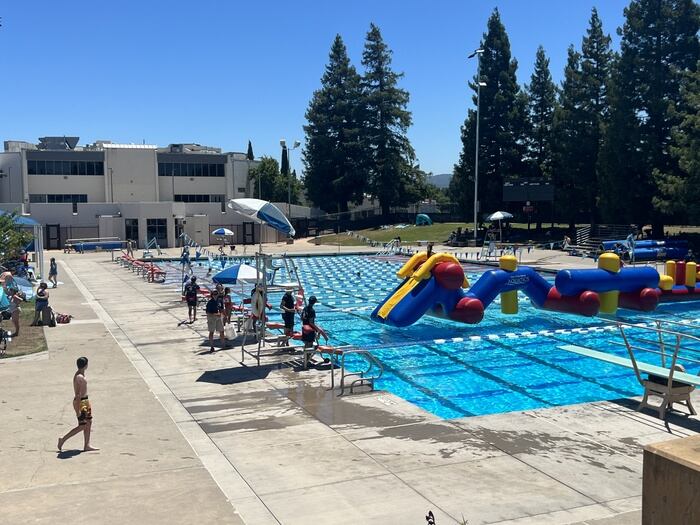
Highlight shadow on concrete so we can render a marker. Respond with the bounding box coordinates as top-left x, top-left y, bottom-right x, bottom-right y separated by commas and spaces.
57, 450, 83, 459
198, 335, 257, 347
197, 364, 277, 385
608, 397, 700, 434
